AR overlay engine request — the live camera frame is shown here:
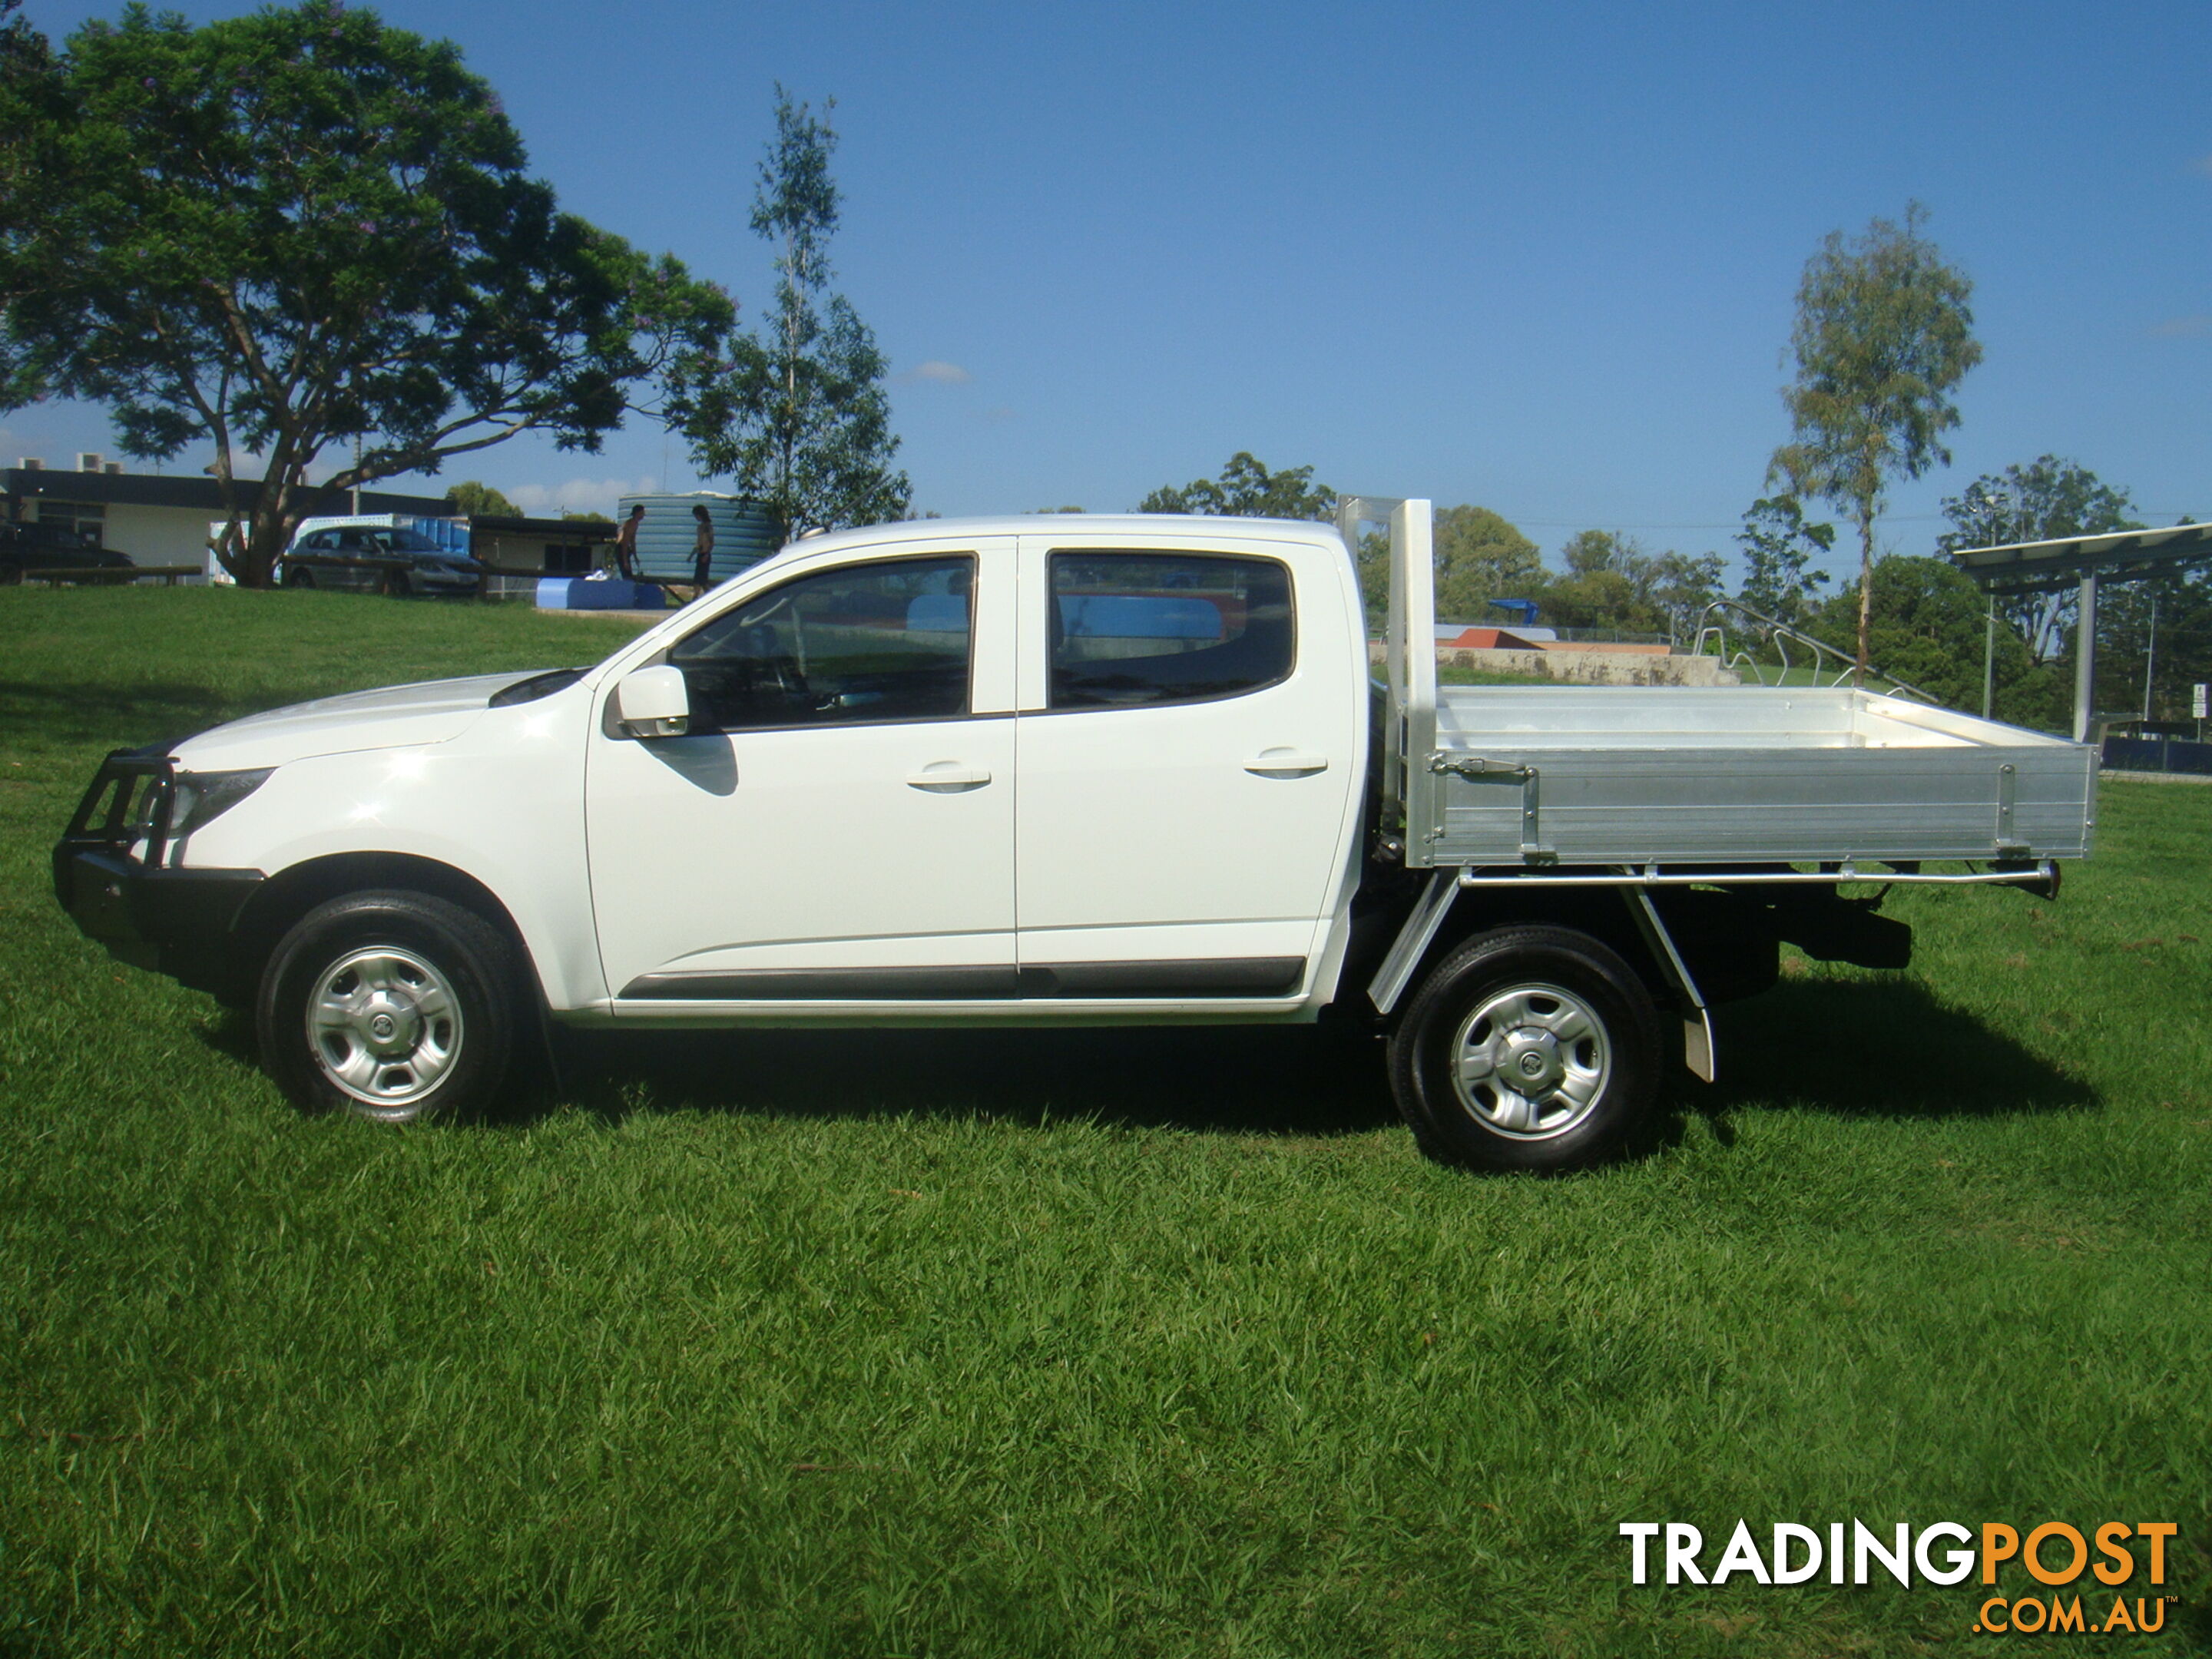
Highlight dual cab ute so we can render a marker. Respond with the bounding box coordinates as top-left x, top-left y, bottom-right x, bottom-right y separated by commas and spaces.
55, 501, 2097, 1169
